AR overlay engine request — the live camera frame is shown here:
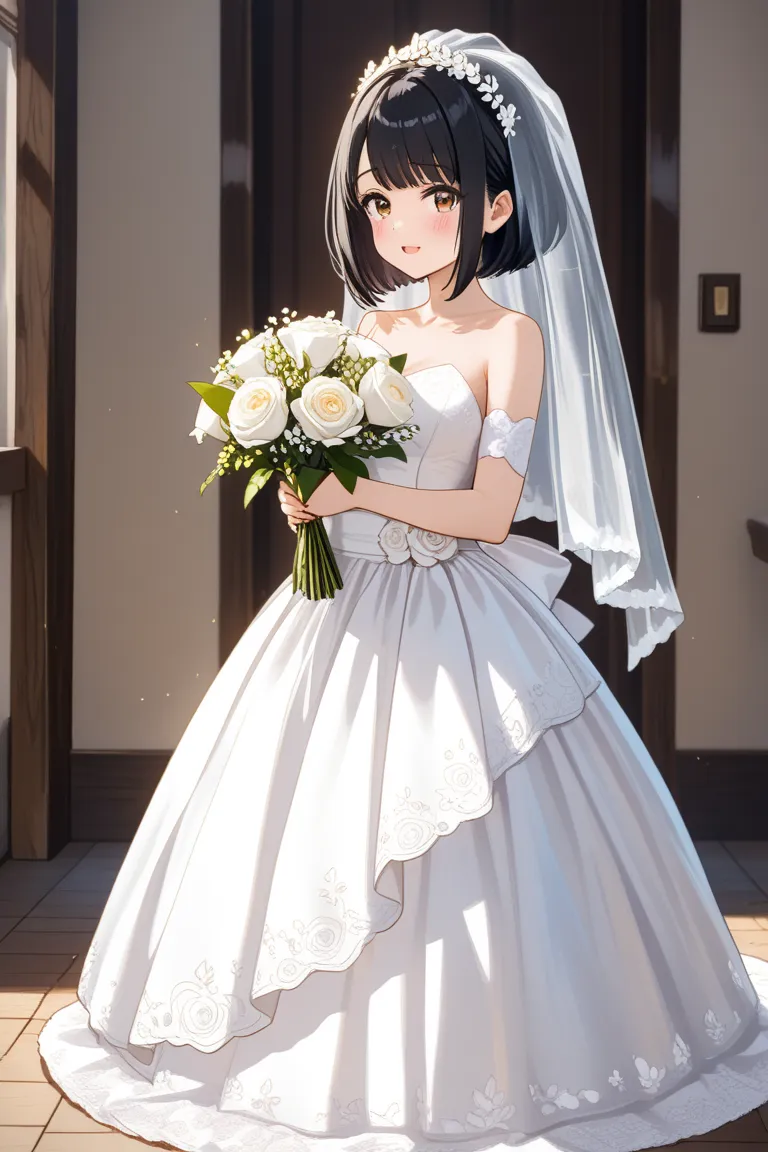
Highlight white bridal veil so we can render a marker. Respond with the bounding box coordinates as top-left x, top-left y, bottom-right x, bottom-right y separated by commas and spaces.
341, 29, 683, 671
